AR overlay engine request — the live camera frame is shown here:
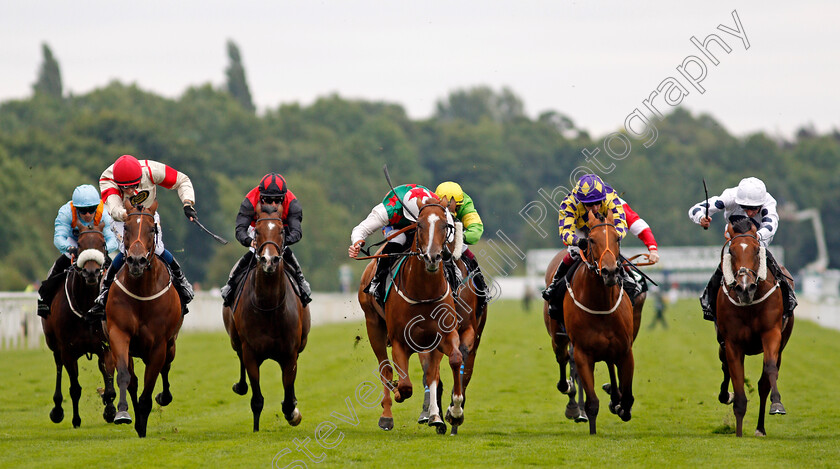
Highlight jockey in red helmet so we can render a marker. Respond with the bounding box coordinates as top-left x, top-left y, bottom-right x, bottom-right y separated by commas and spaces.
220, 173, 311, 307
88, 155, 196, 320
